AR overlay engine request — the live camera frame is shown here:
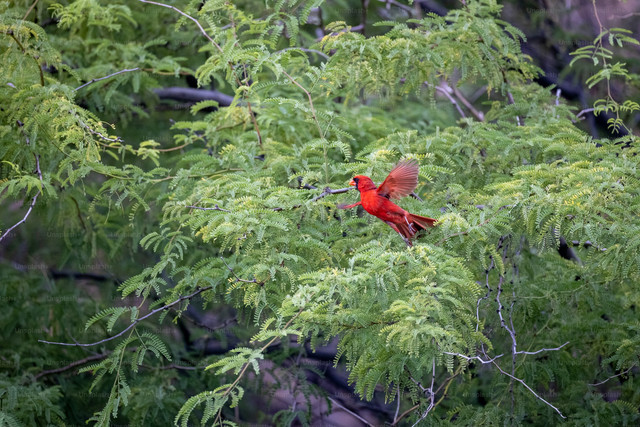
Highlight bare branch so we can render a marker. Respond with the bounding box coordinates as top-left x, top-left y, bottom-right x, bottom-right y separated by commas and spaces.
490, 359, 566, 418
575, 108, 595, 121
311, 186, 352, 202
515, 342, 569, 355
0, 154, 43, 244
393, 385, 401, 423
410, 358, 437, 426
75, 68, 140, 91
215, 304, 309, 423
75, 115, 123, 143
22, 0, 40, 20
275, 47, 330, 60
39, 286, 213, 347
5, 30, 44, 86
444, 352, 504, 364
452, 86, 485, 121
186, 204, 230, 212
137, 0, 223, 53
589, 365, 635, 386
433, 82, 466, 118
328, 397, 374, 426
379, 0, 416, 15
476, 258, 494, 332
281, 70, 324, 138
220, 257, 260, 284
506, 91, 522, 126
35, 352, 110, 379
